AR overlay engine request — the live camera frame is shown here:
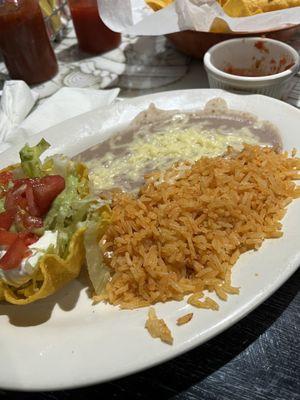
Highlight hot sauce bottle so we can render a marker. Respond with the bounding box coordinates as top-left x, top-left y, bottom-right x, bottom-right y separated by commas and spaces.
0, 0, 58, 85
68, 0, 121, 54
